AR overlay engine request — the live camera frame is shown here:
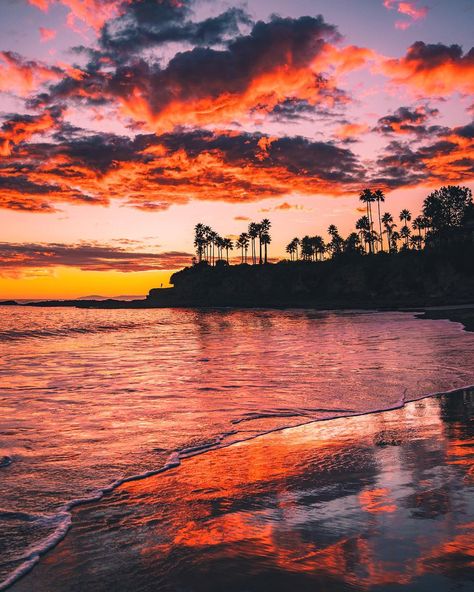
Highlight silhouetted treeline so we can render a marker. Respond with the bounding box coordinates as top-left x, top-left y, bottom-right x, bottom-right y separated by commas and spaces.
194, 219, 271, 266
288, 185, 473, 261
193, 185, 473, 266
148, 184, 474, 308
